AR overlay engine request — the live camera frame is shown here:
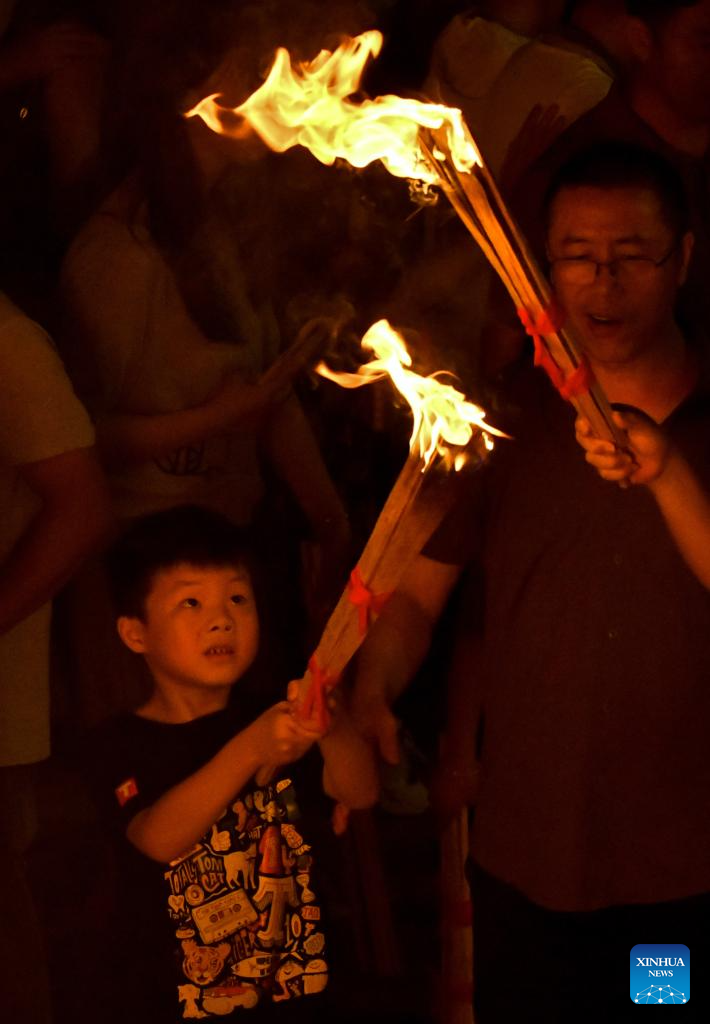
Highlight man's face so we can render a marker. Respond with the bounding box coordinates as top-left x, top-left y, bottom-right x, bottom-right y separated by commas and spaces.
547, 184, 691, 369
123, 563, 259, 696
649, 0, 710, 123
